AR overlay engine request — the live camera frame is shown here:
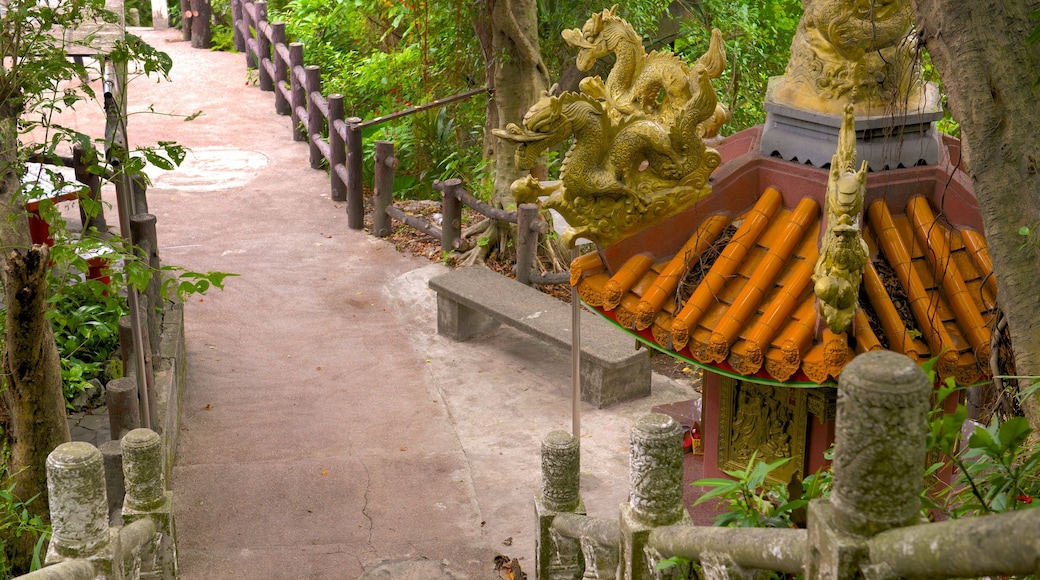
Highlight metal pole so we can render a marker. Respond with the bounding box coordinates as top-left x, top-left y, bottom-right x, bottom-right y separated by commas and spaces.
571, 247, 581, 438
105, 59, 153, 430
